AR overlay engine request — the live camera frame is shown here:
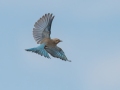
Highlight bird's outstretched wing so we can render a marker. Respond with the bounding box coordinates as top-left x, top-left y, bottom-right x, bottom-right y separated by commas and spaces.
33, 13, 54, 44
45, 46, 71, 62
